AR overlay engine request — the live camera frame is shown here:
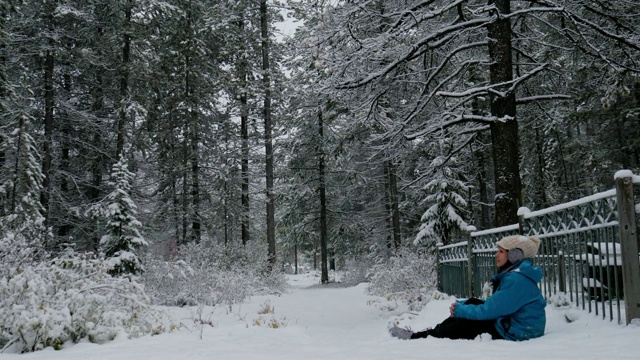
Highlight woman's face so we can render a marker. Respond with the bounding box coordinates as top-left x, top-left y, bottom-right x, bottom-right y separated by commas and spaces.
496, 246, 509, 268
